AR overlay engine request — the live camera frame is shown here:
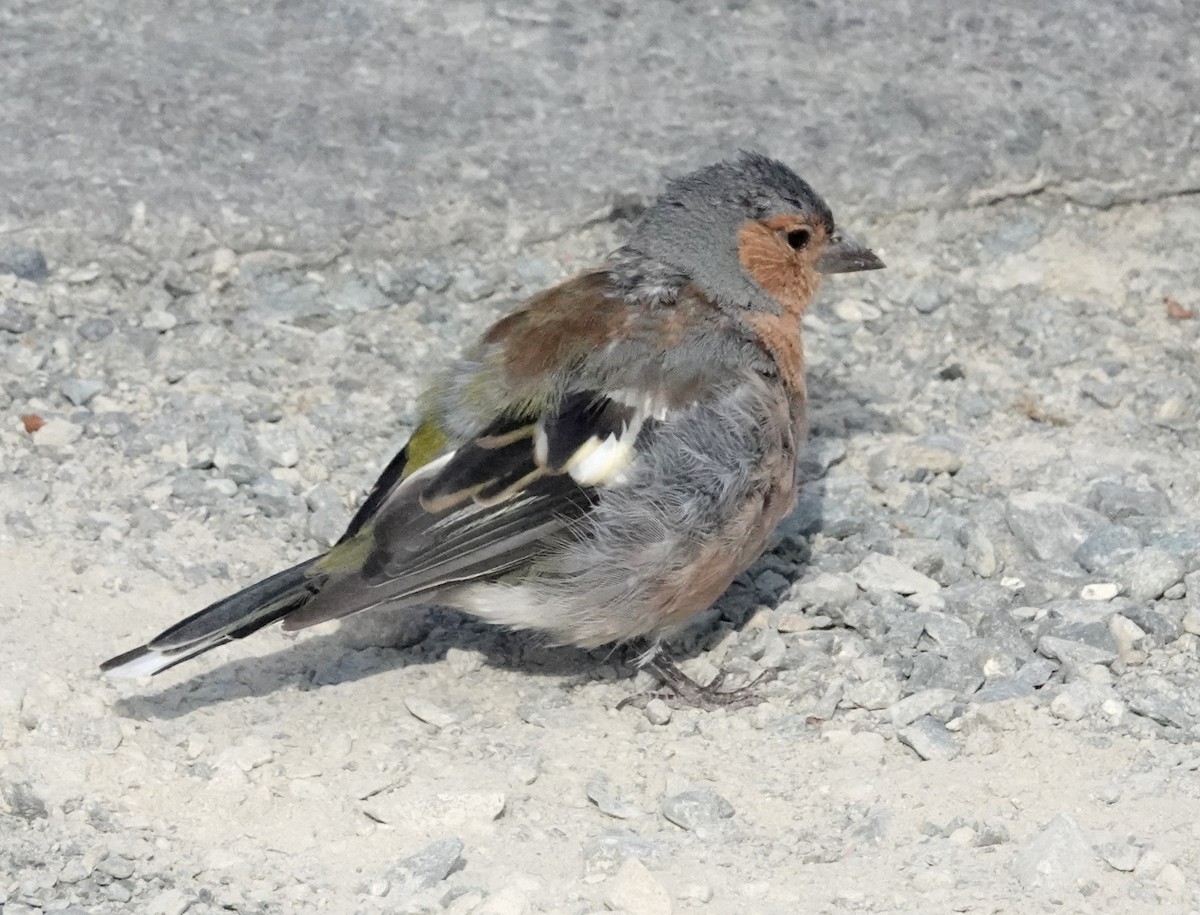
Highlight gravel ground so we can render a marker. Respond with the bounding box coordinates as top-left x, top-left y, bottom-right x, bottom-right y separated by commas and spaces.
4, 2, 1200, 914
